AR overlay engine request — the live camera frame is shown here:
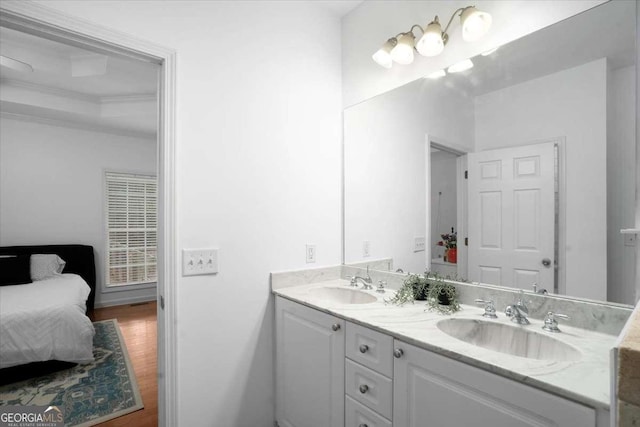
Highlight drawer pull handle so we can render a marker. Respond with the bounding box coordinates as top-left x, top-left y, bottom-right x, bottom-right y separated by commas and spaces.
359, 424, 369, 427
359, 344, 369, 353
394, 348, 404, 358
331, 323, 341, 331
359, 384, 369, 394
